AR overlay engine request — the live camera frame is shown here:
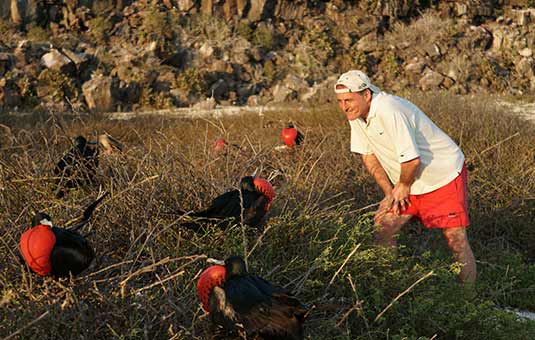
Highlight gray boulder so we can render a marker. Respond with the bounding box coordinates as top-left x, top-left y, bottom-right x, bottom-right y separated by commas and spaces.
41, 49, 75, 74
82, 75, 118, 112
